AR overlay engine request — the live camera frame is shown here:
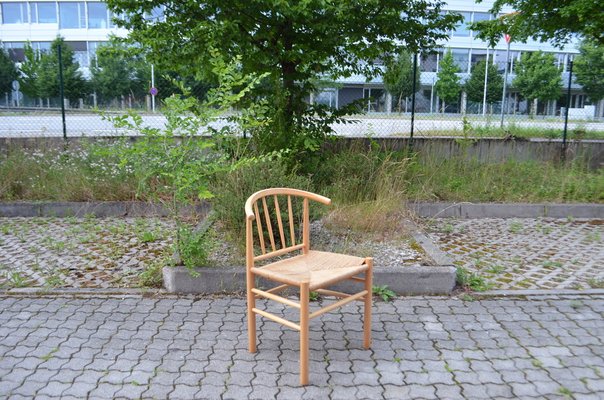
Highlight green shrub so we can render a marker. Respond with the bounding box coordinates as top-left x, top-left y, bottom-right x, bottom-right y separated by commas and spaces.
210, 159, 314, 242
